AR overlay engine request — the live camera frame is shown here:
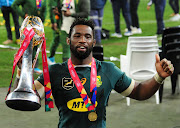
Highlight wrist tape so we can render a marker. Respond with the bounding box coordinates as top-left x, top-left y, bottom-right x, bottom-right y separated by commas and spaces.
154, 73, 165, 84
